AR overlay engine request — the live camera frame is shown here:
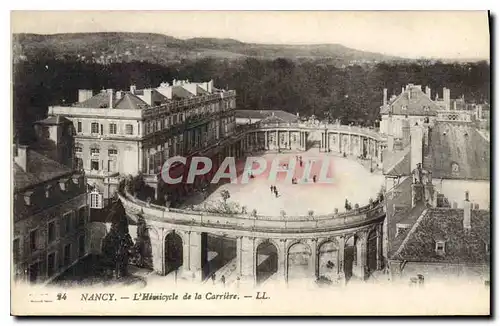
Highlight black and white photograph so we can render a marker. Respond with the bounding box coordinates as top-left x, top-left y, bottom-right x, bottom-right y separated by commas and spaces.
9, 10, 491, 316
